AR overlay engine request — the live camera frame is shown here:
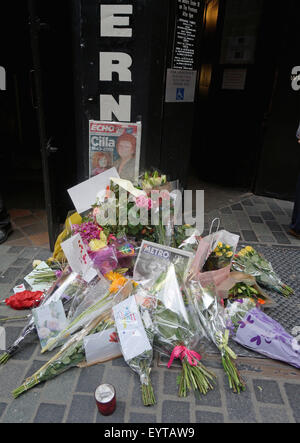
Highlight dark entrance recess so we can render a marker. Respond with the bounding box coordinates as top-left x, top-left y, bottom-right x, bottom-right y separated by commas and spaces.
0, 1, 77, 250
191, 0, 300, 201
